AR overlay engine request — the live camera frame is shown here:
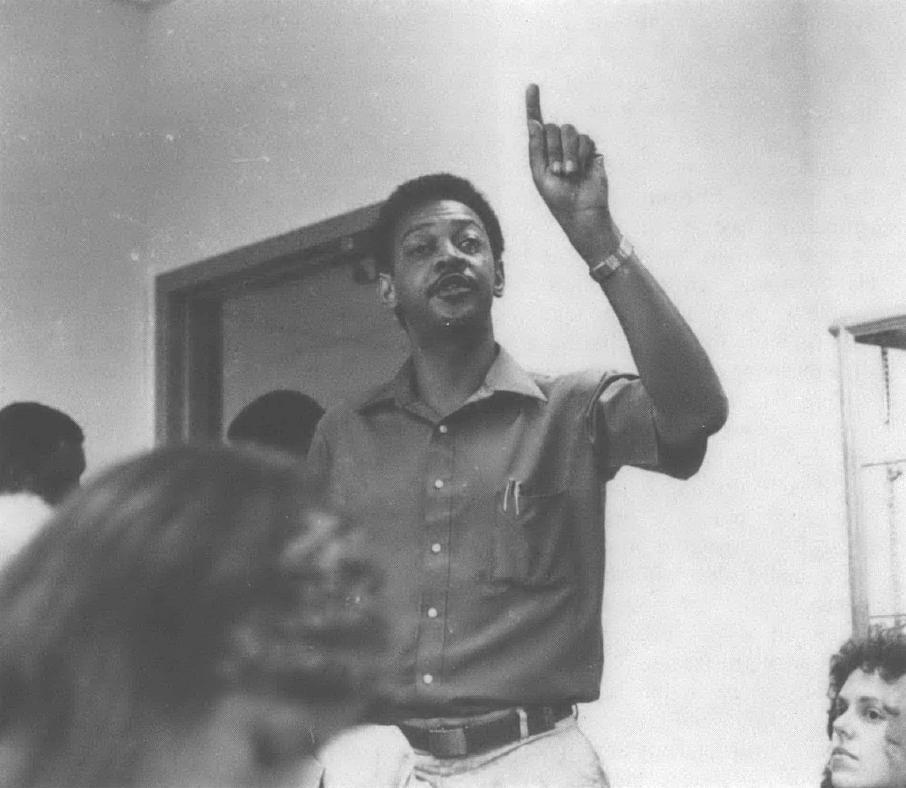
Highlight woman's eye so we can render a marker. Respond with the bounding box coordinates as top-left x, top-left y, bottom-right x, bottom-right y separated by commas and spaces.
865, 707, 884, 722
